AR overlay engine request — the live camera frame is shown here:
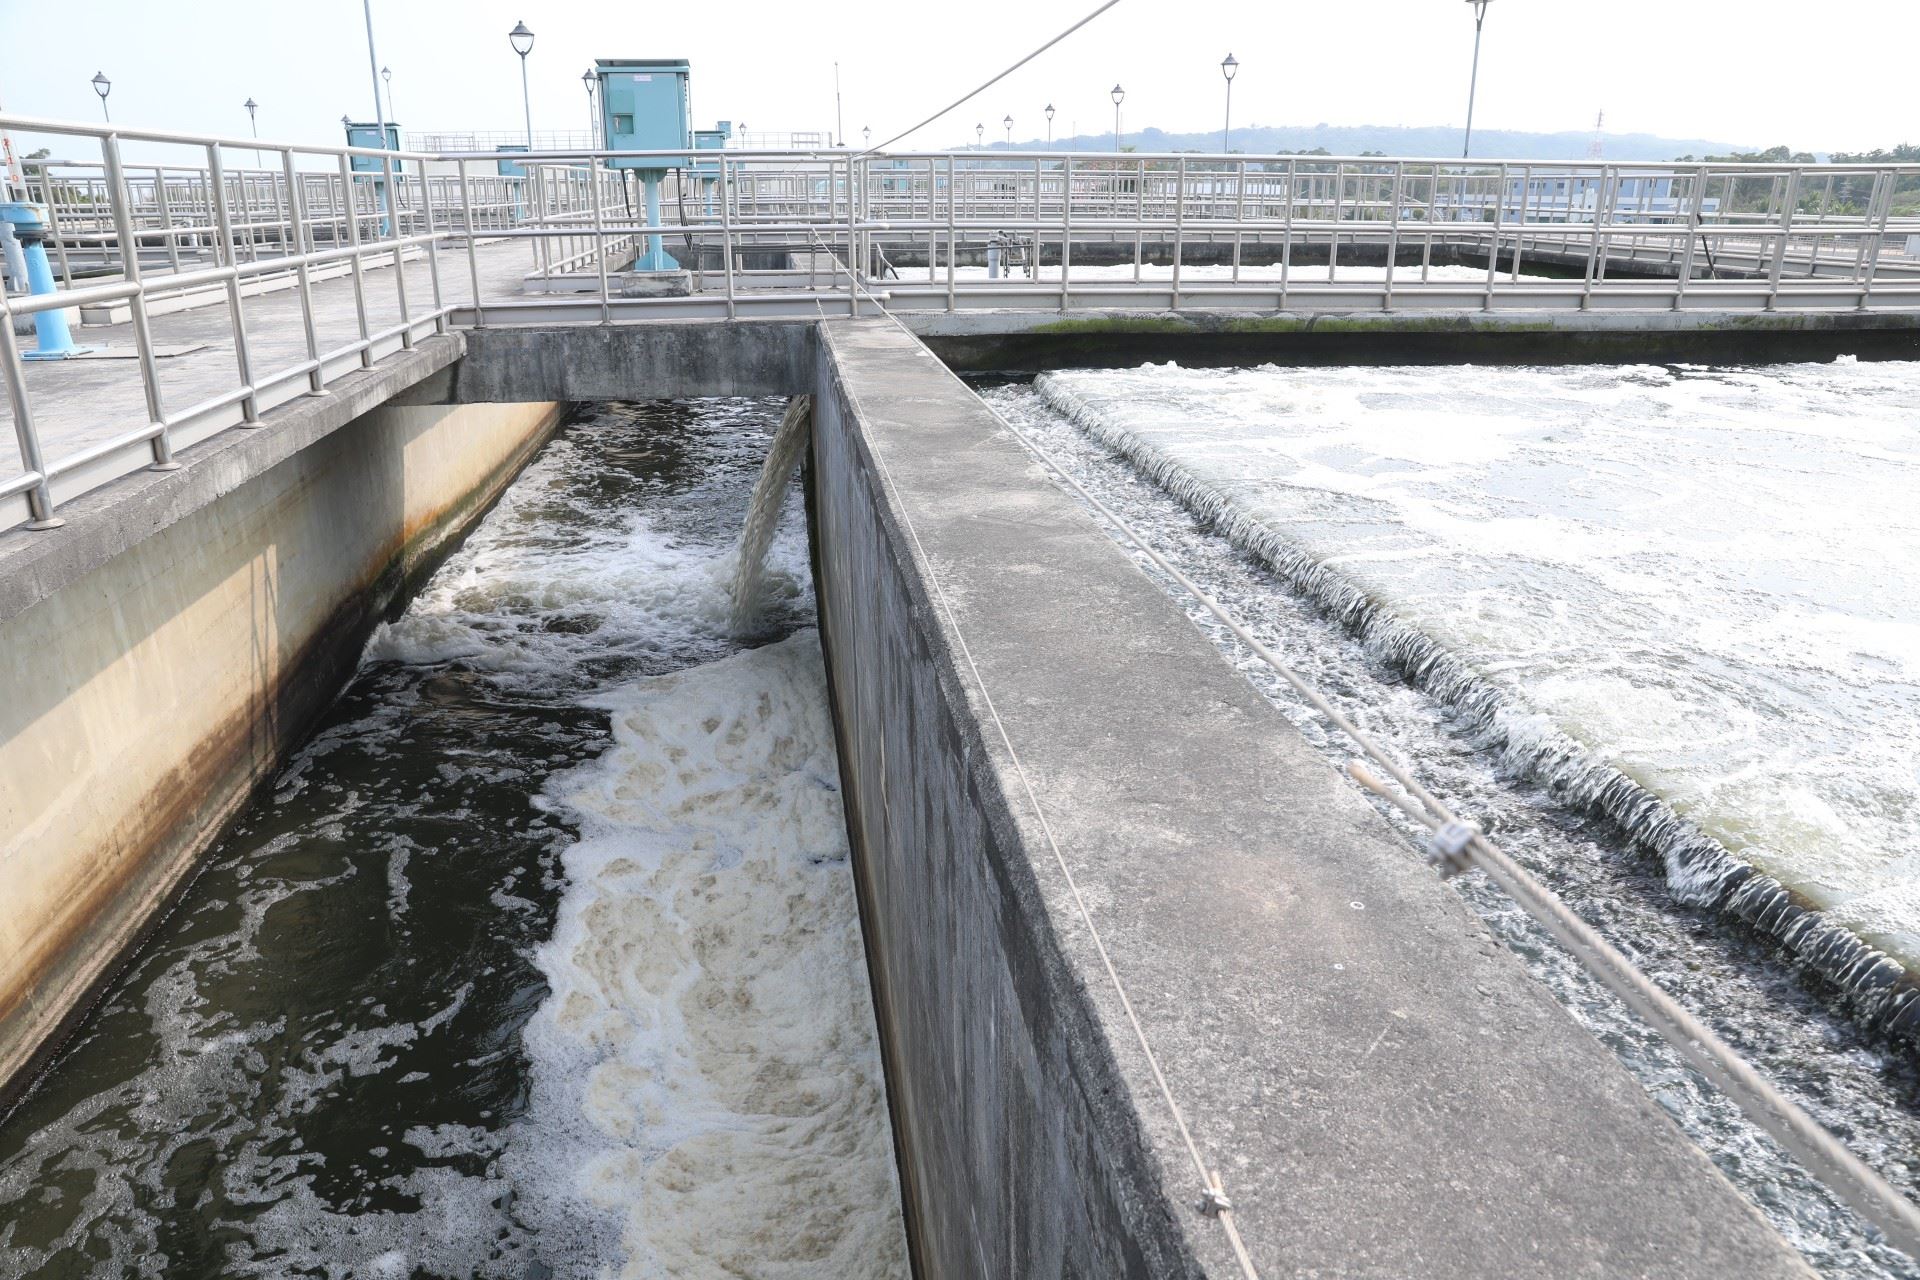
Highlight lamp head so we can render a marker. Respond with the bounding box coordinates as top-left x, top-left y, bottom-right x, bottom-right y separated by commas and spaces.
1221, 53, 1239, 82
508, 21, 535, 56
1110, 84, 1125, 106
92, 71, 111, 99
